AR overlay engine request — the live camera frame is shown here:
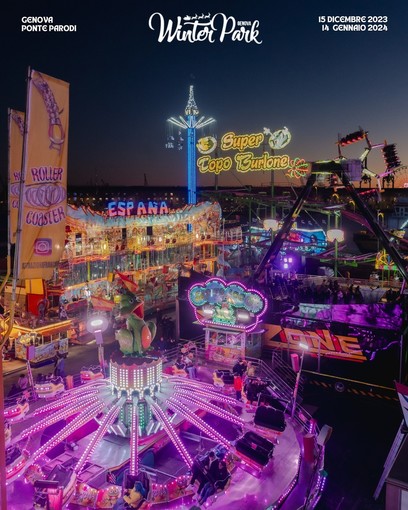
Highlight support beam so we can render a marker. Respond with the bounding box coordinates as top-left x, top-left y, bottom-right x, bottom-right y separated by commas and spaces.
254, 172, 317, 279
